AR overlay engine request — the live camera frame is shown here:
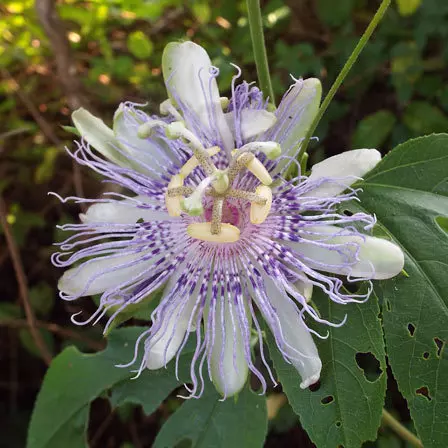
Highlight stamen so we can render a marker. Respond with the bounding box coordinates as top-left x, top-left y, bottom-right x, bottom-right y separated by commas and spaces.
166, 186, 194, 197
166, 121, 216, 176
250, 185, 272, 224
226, 188, 267, 204
165, 174, 184, 217
179, 146, 220, 178
210, 198, 224, 234
137, 120, 167, 138
159, 99, 183, 121
187, 222, 240, 243
233, 141, 281, 160
241, 155, 273, 185
228, 152, 254, 185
